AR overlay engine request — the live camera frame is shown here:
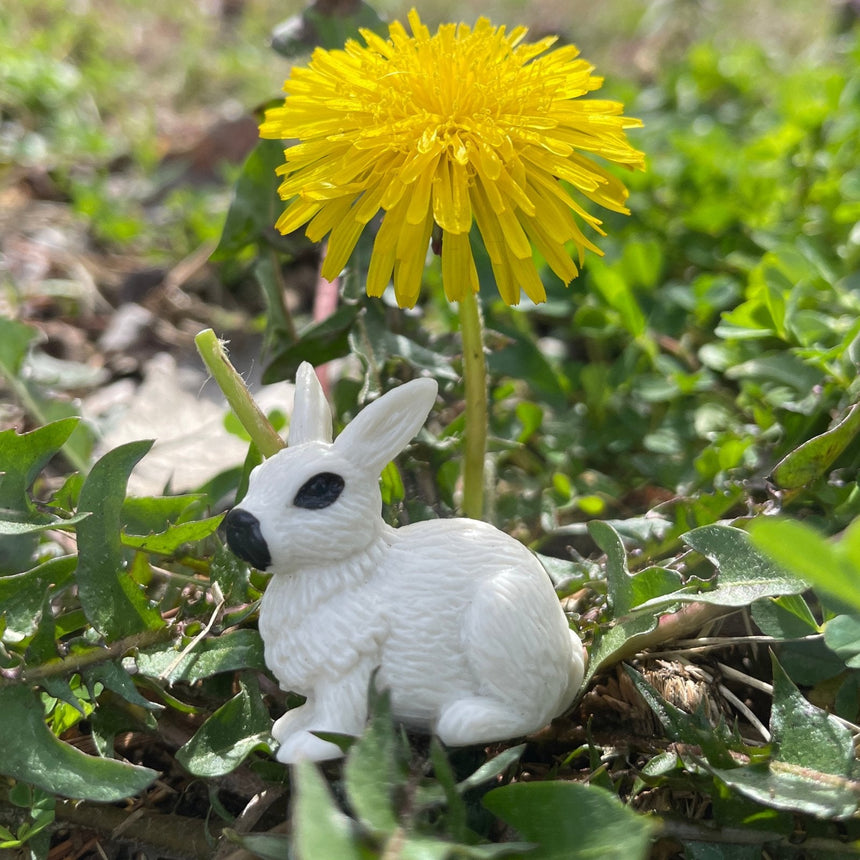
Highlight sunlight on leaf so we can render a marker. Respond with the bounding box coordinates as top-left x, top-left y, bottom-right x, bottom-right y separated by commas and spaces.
484, 780, 653, 860
176, 677, 272, 776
